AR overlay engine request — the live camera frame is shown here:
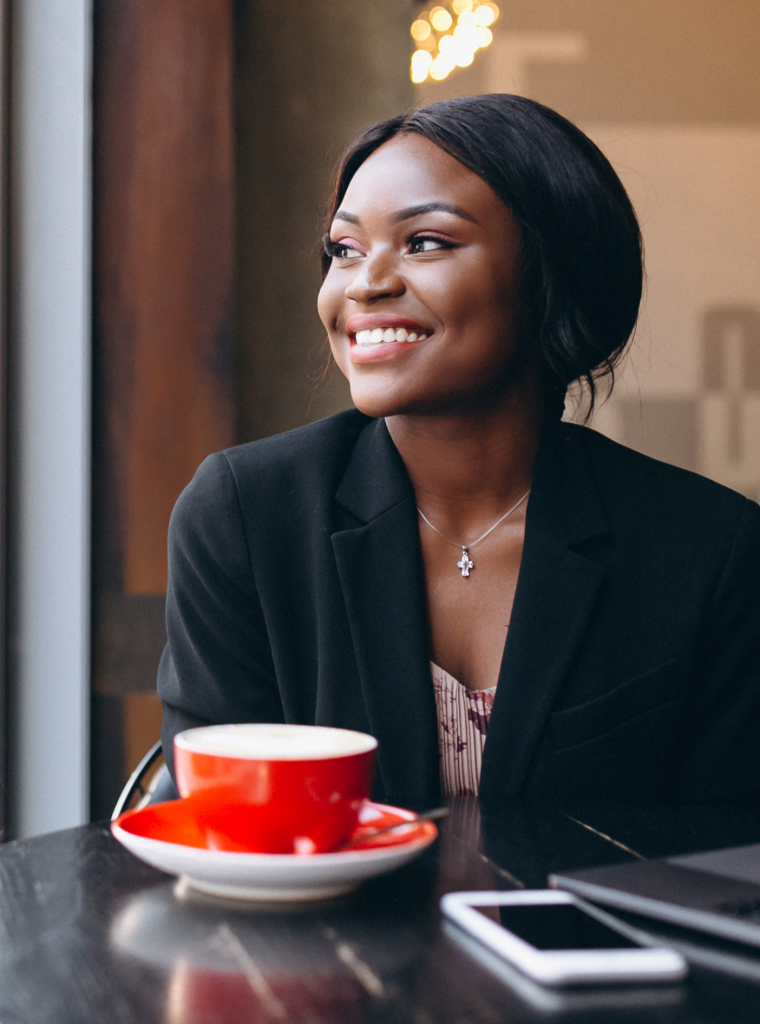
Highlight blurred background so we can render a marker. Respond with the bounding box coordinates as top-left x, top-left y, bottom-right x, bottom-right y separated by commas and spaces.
0, 0, 757, 834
